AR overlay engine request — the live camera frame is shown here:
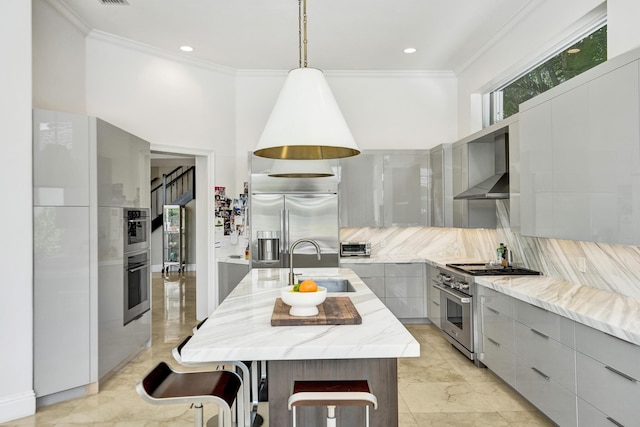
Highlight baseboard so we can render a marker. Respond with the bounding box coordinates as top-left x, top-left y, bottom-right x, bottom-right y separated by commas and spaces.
0, 390, 36, 423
